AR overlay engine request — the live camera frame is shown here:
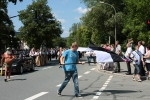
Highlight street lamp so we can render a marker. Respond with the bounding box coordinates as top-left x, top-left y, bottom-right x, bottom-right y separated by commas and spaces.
100, 1, 116, 48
